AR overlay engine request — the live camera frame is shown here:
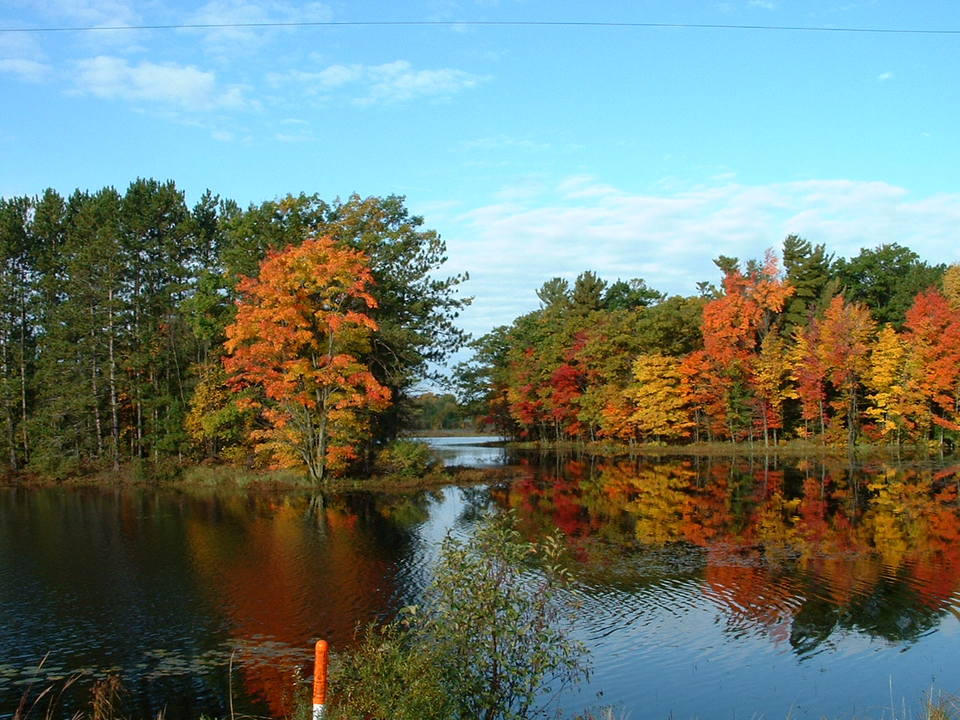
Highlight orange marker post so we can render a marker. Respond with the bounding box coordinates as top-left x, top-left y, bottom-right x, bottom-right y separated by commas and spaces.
312, 639, 329, 720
